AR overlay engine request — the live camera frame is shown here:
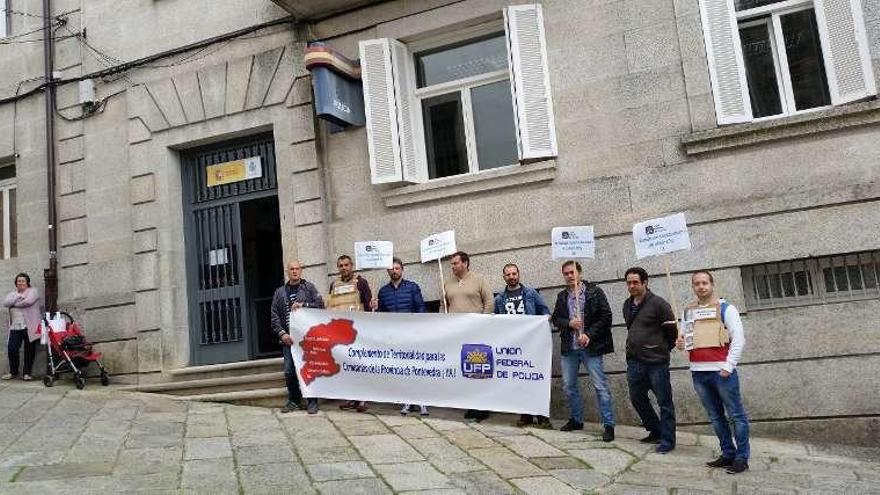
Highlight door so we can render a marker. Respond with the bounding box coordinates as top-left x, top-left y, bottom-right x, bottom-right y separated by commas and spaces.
182, 133, 279, 365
